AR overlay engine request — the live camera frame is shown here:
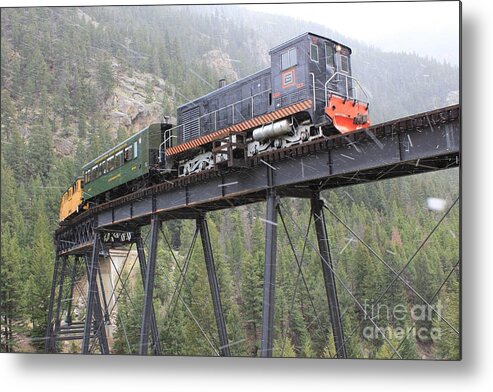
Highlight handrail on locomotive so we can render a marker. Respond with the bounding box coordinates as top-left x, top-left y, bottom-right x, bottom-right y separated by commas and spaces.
158, 133, 176, 166
324, 71, 370, 107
